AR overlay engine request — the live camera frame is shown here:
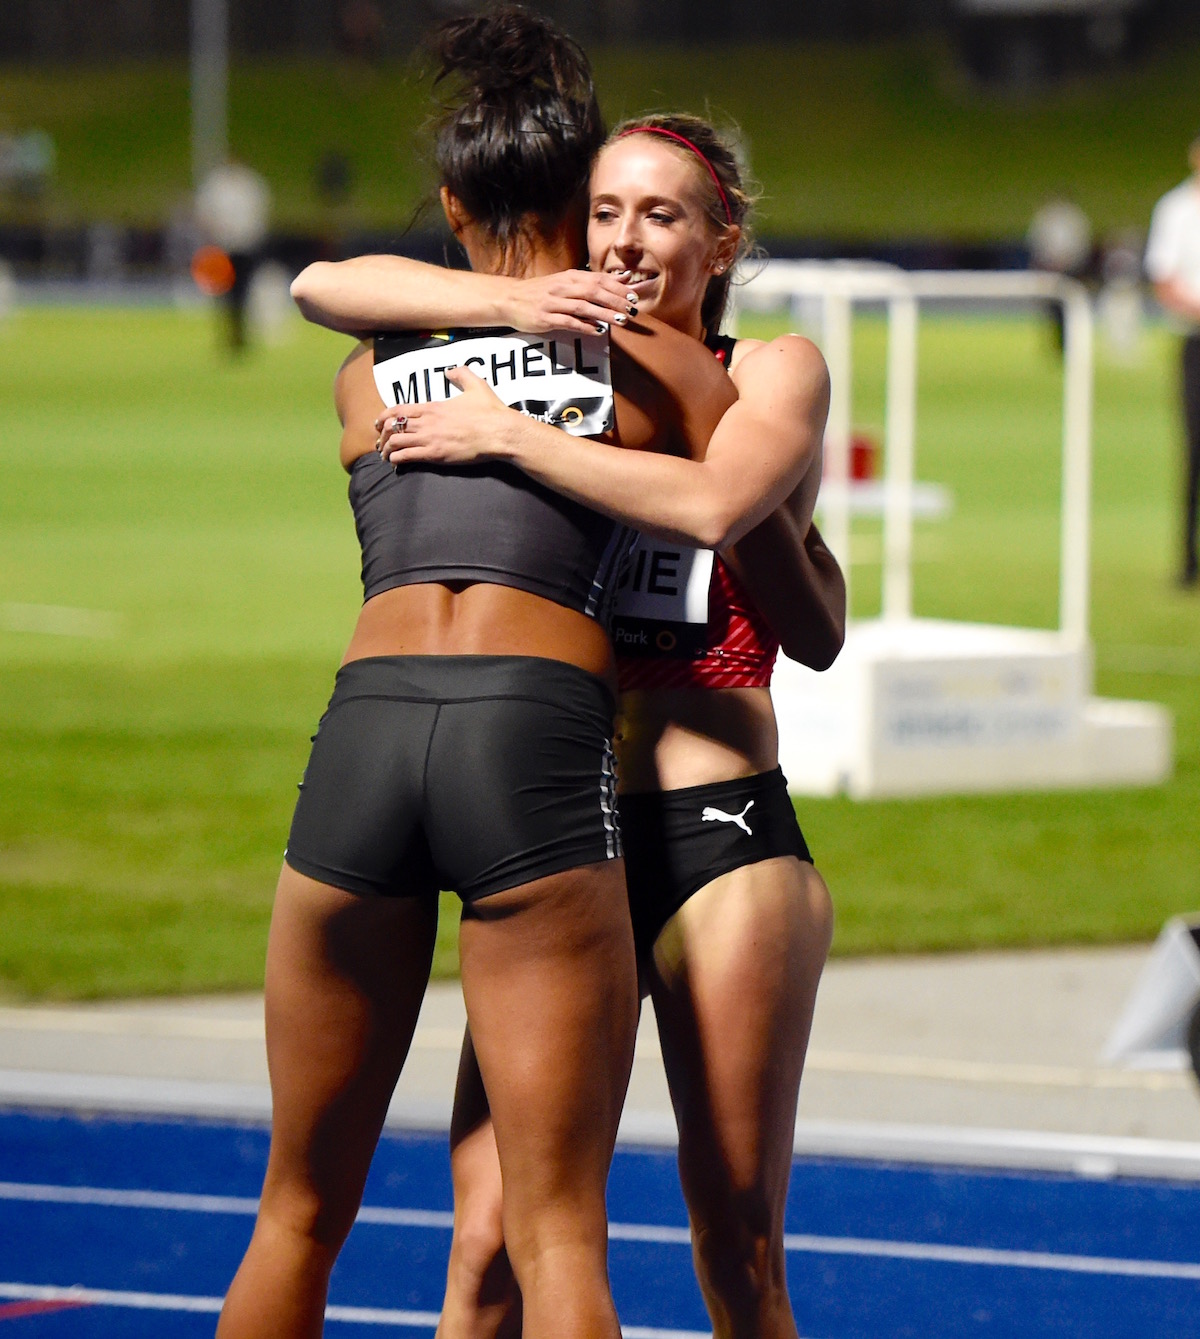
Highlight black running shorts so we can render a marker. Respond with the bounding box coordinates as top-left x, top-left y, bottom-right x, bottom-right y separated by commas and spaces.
284, 655, 621, 903
619, 767, 812, 958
